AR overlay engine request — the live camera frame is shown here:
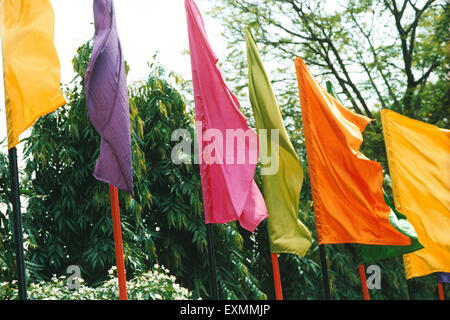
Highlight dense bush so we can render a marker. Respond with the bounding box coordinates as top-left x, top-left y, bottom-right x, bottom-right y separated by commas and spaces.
0, 265, 192, 300
0, 42, 267, 300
